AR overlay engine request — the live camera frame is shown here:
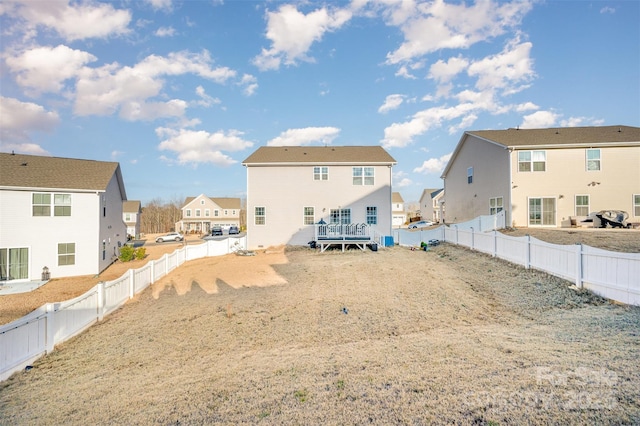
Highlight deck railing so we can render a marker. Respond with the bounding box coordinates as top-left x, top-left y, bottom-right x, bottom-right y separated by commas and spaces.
315, 223, 372, 240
